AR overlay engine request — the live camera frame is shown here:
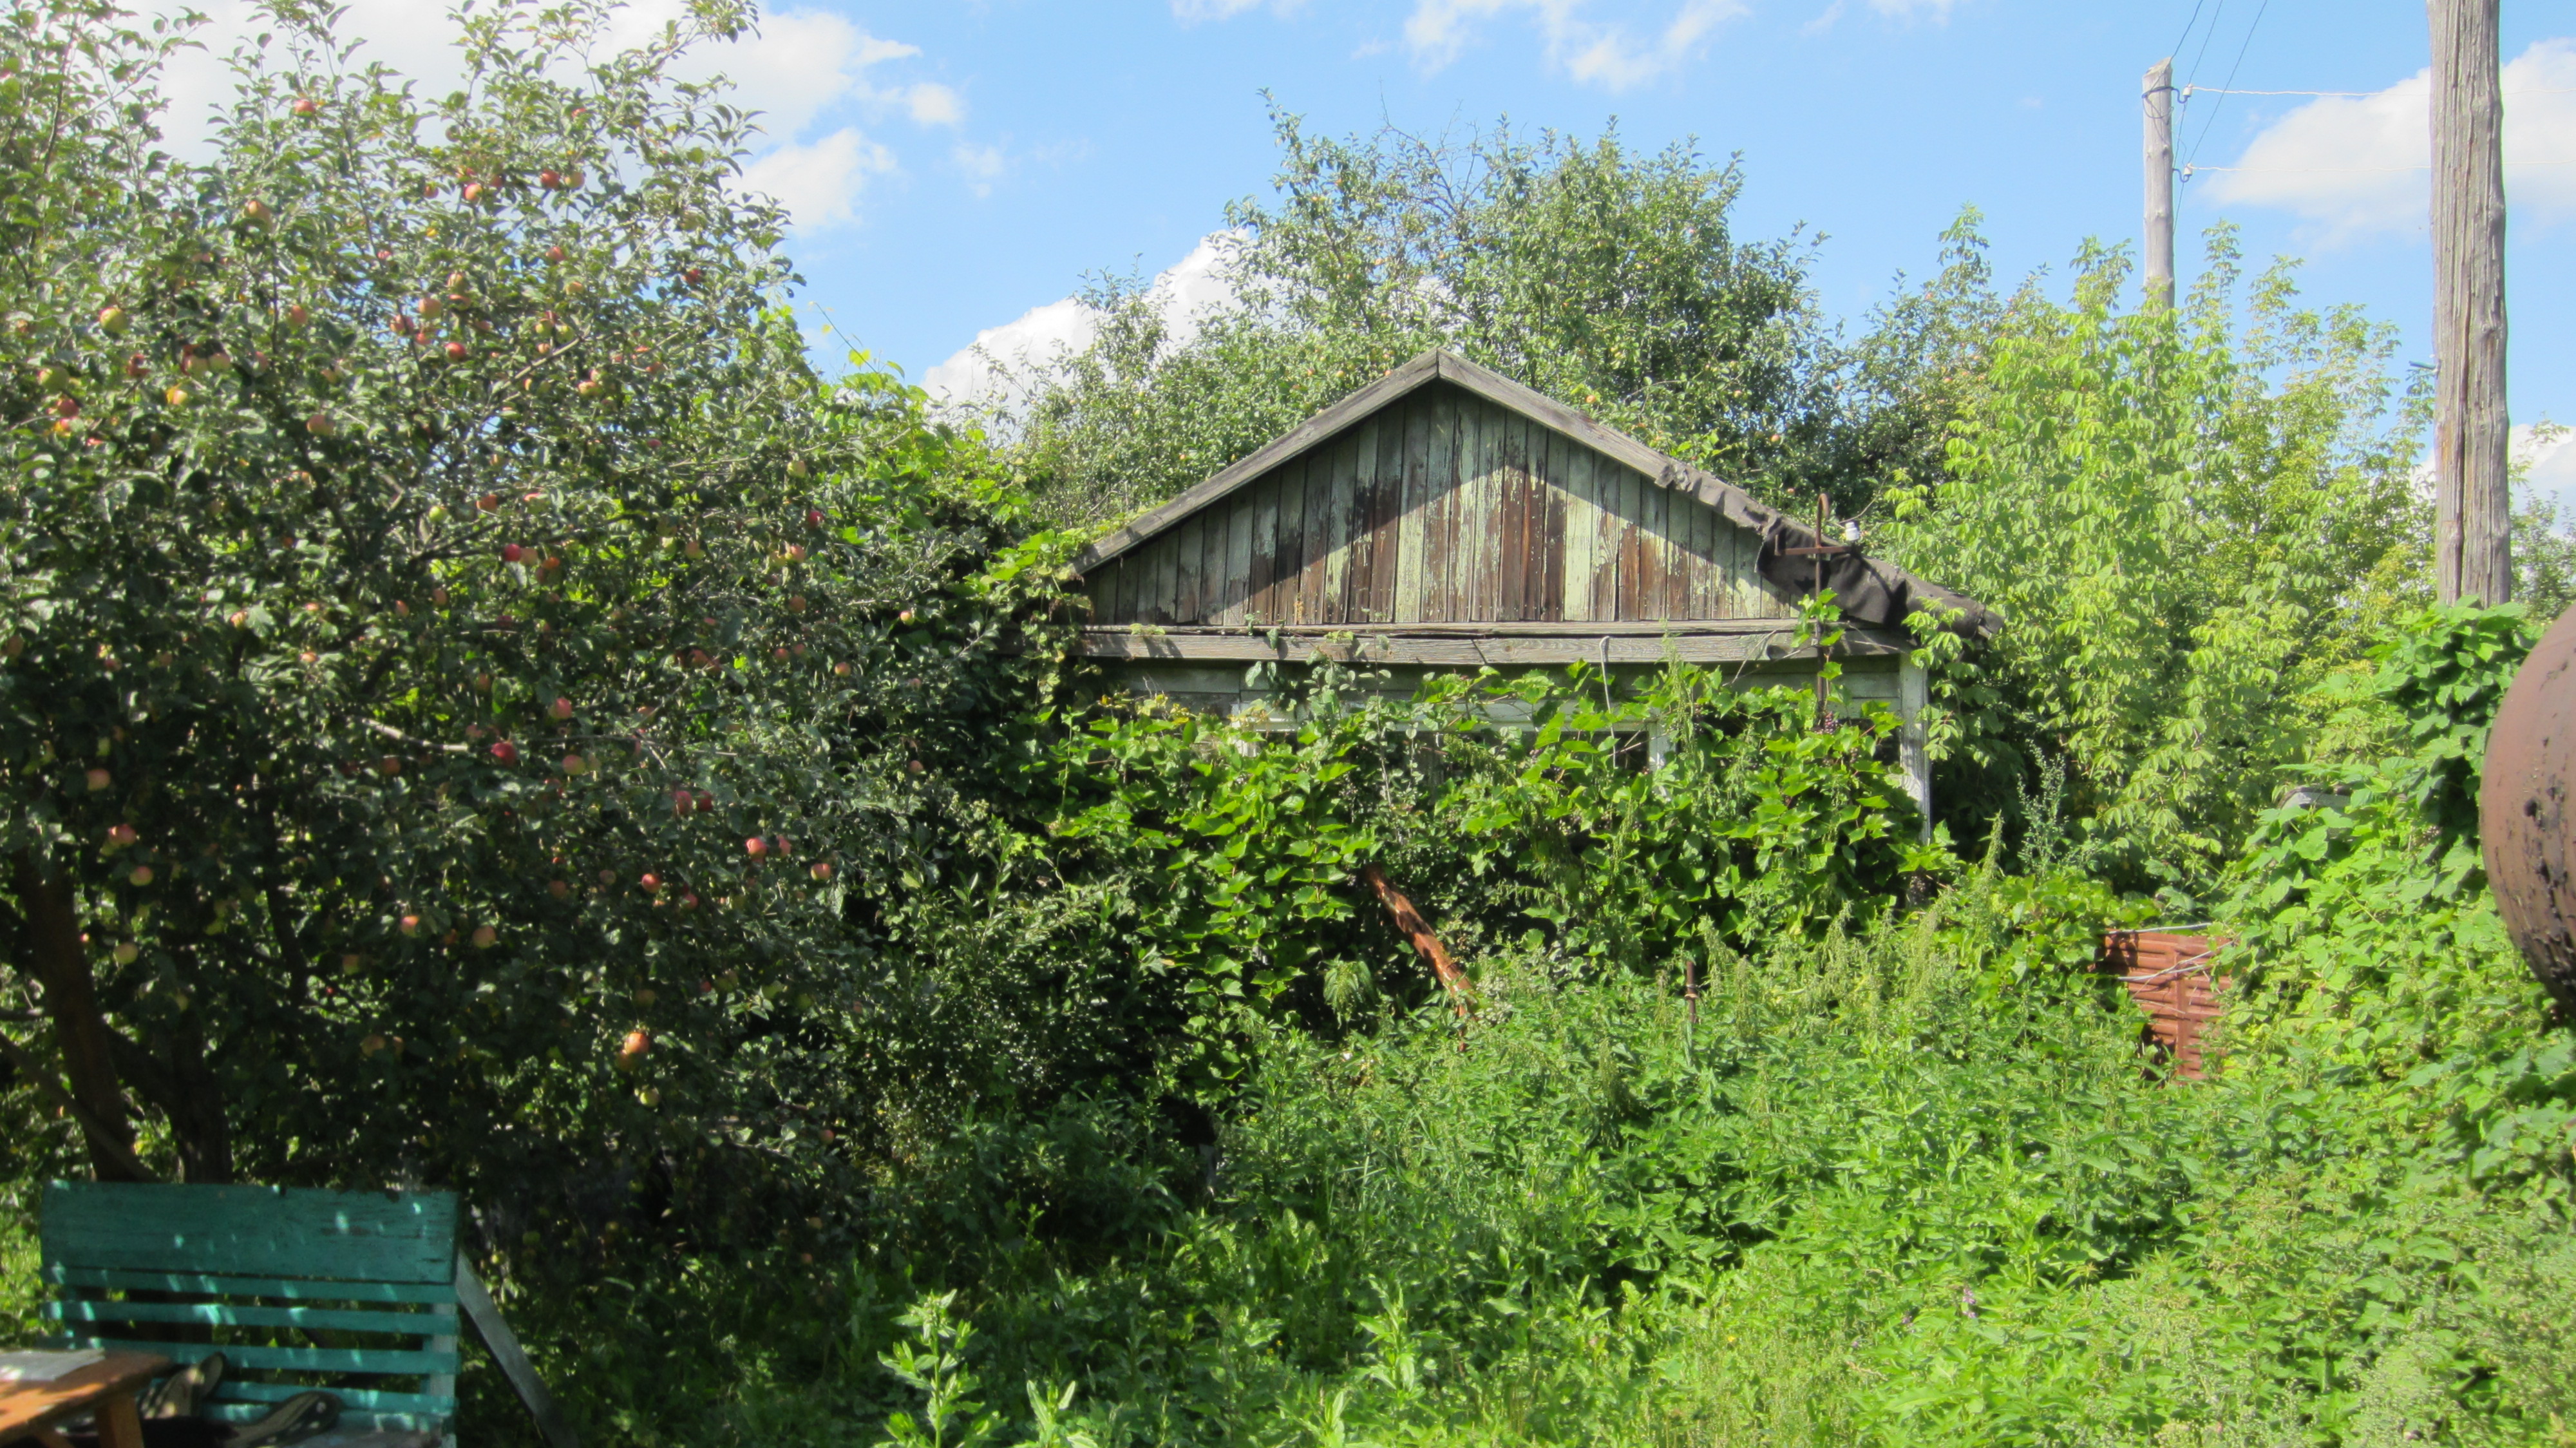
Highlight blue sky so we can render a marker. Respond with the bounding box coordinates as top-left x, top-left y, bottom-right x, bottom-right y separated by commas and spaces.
781, 0, 2574, 486
166, 0, 2576, 487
